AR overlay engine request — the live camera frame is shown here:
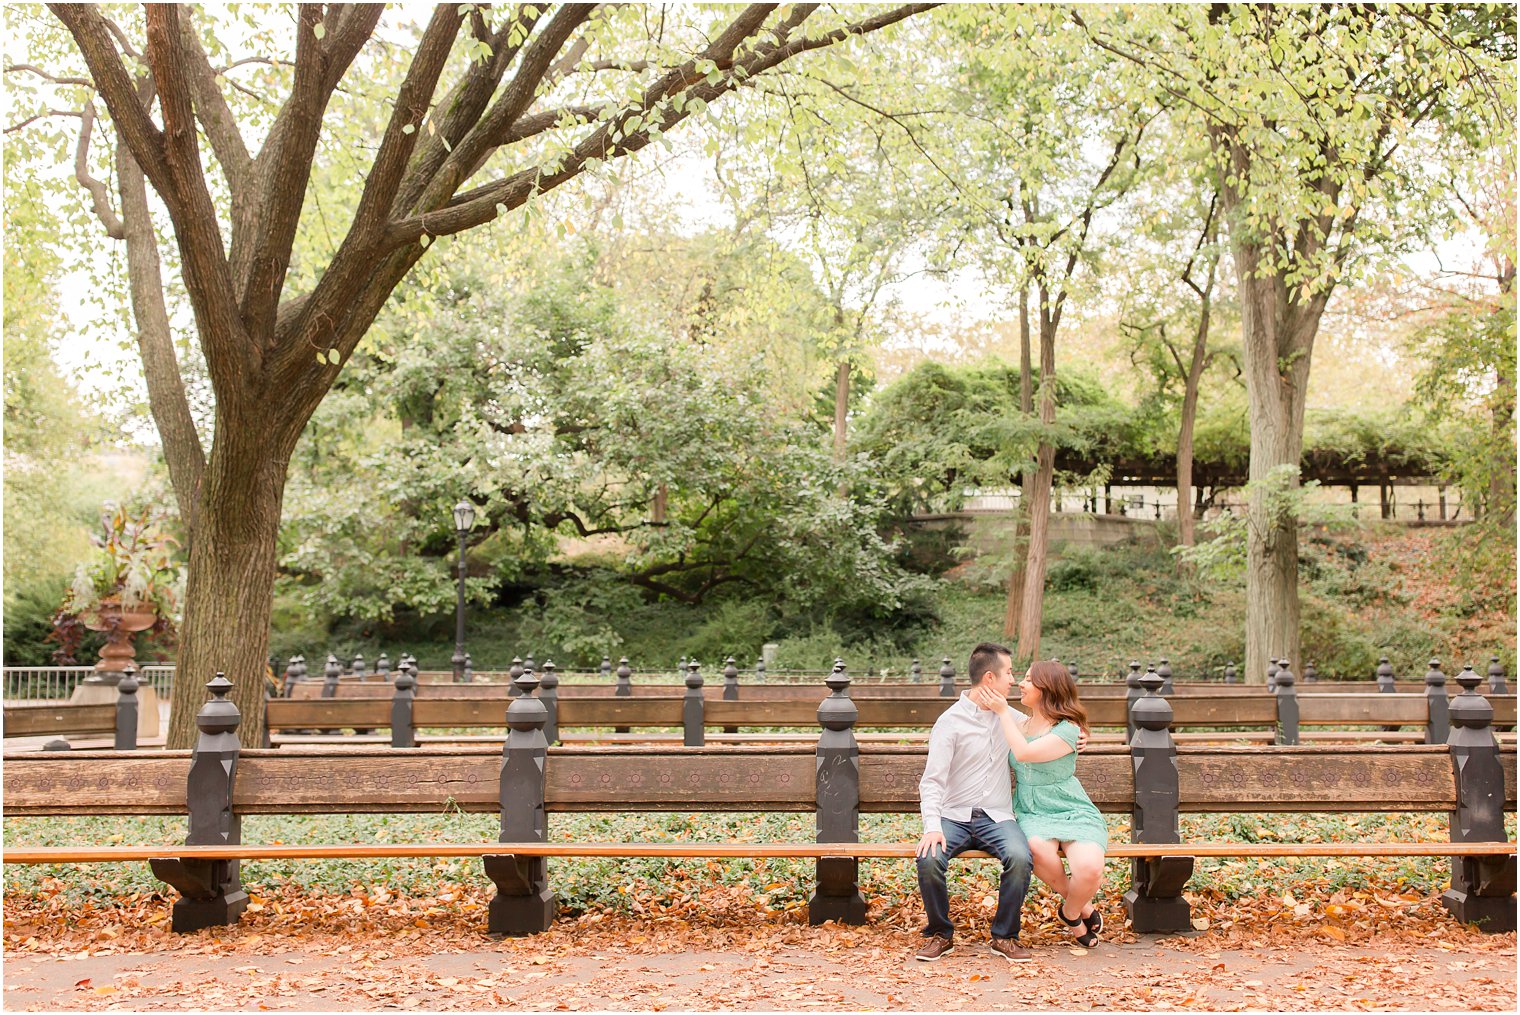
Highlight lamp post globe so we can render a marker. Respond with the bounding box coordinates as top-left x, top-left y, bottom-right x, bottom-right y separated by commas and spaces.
451, 500, 476, 683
